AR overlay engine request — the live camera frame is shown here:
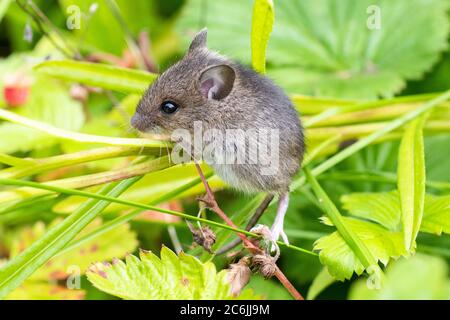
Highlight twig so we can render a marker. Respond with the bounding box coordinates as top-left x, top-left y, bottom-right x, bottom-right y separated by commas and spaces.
216, 194, 274, 255
193, 162, 304, 300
